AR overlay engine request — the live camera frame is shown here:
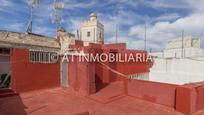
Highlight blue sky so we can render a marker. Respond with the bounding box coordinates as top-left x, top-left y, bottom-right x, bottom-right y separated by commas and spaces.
0, 0, 204, 51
